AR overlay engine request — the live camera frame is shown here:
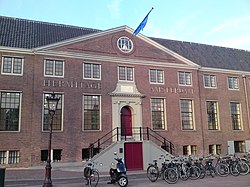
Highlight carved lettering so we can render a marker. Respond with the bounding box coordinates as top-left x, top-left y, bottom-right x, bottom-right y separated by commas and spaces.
151, 86, 194, 94
43, 79, 101, 90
